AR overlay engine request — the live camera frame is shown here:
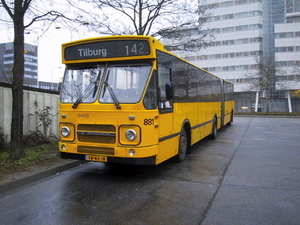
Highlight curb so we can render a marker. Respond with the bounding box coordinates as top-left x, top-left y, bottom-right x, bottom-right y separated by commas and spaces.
0, 160, 87, 194
234, 115, 300, 118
